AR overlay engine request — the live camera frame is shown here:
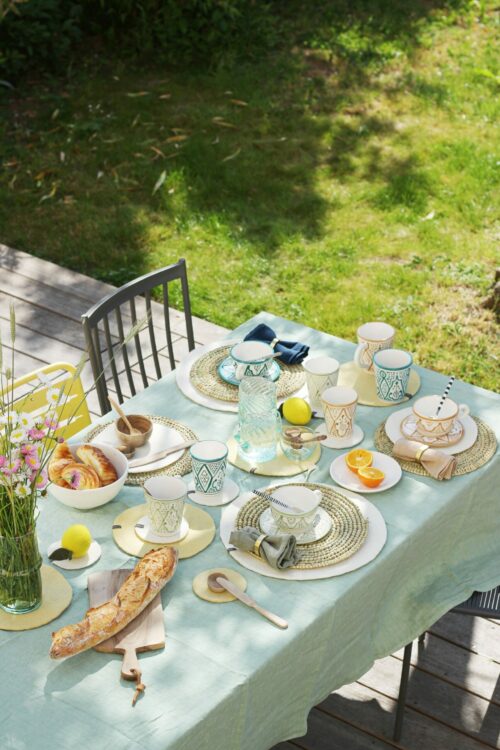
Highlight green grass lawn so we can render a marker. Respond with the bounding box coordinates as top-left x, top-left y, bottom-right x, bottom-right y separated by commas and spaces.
0, 1, 499, 390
